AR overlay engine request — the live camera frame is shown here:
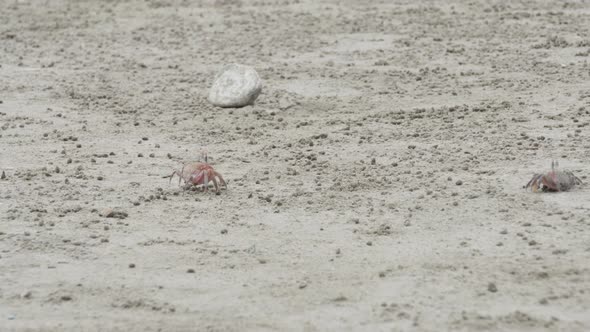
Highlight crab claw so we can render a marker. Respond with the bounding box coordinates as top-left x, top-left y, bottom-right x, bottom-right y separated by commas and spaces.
190, 170, 205, 185
532, 181, 539, 193
525, 174, 541, 192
